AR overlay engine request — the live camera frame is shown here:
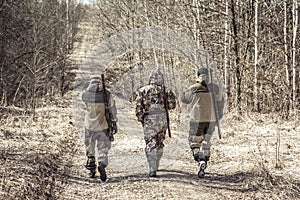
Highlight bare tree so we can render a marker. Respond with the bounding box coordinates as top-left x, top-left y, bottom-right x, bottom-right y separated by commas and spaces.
292, 0, 298, 118
254, 0, 258, 111
0, 0, 83, 108
223, 0, 230, 110
82, 0, 299, 118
